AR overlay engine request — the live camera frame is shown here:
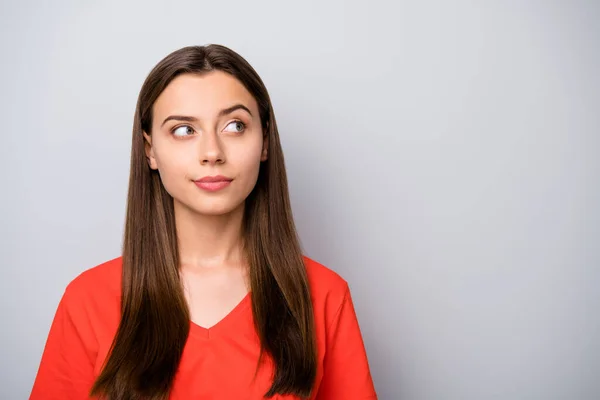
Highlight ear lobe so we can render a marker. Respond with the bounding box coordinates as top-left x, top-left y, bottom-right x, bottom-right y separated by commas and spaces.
261, 135, 269, 162
142, 130, 158, 170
